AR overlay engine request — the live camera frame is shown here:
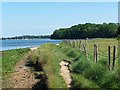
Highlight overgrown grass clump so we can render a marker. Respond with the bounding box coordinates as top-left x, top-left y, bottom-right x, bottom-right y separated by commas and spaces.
29, 43, 68, 88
